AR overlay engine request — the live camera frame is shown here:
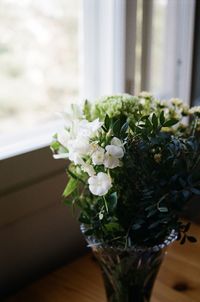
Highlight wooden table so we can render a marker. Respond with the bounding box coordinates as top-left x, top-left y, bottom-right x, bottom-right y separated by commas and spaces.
6, 224, 200, 302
